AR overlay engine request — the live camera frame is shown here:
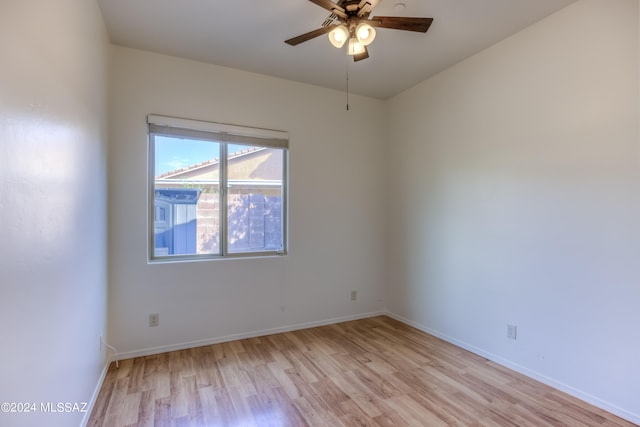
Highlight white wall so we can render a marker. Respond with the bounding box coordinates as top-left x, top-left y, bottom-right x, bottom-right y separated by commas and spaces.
387, 0, 640, 422
0, 1, 109, 426
108, 46, 387, 357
